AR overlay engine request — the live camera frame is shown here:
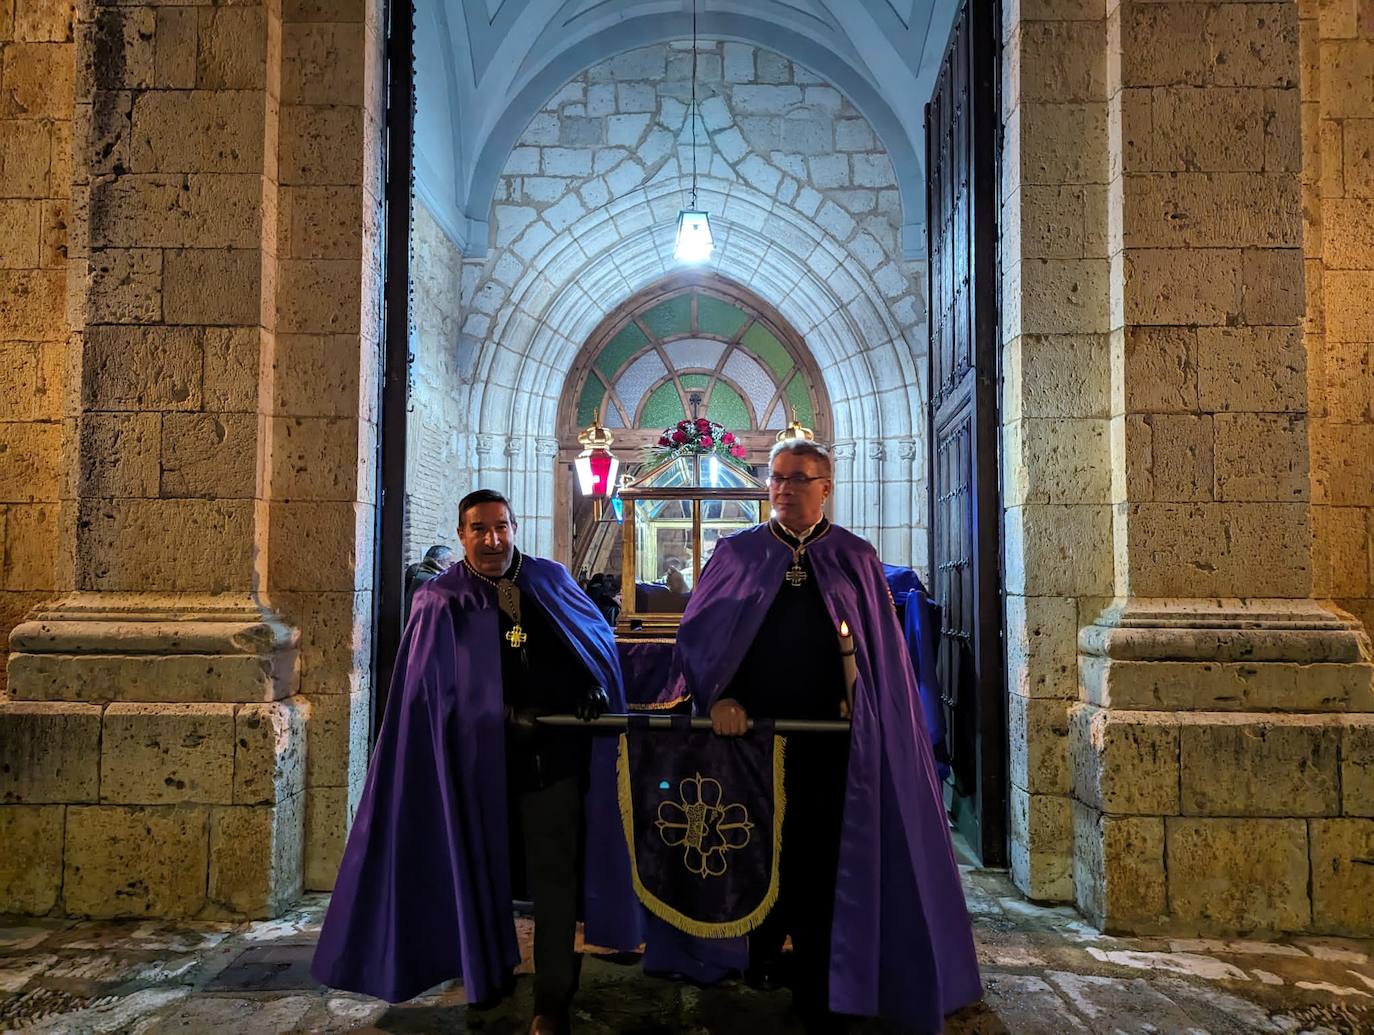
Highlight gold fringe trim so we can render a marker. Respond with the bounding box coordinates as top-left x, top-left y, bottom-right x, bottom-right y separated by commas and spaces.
616, 733, 786, 939
626, 691, 692, 712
